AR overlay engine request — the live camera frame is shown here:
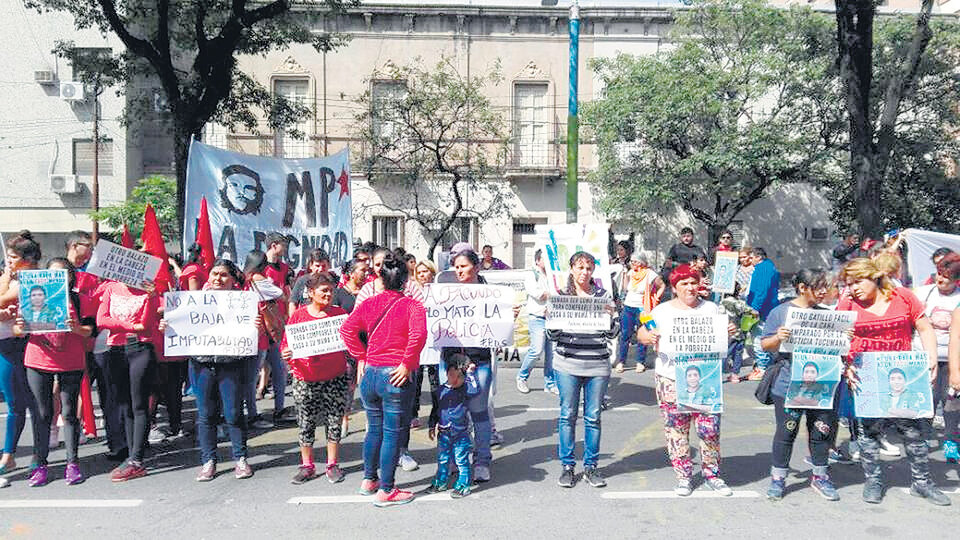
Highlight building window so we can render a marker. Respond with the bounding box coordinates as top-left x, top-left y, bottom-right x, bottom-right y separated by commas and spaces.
441, 217, 478, 250
273, 78, 312, 158
371, 80, 407, 143
372, 216, 403, 250
203, 122, 228, 149
513, 82, 550, 167
72, 138, 113, 176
